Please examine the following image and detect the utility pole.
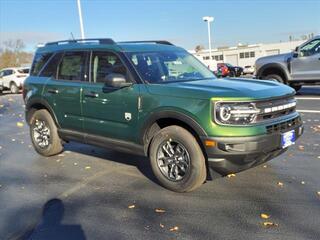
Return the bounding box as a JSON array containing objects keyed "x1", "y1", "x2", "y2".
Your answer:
[{"x1": 77, "y1": 0, "x2": 85, "y2": 39}]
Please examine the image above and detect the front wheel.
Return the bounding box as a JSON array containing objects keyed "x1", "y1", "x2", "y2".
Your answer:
[
  {"x1": 149, "y1": 126, "x2": 206, "y2": 192},
  {"x1": 265, "y1": 74, "x2": 284, "y2": 83},
  {"x1": 290, "y1": 84, "x2": 302, "y2": 92},
  {"x1": 10, "y1": 82, "x2": 19, "y2": 94},
  {"x1": 30, "y1": 109, "x2": 63, "y2": 156}
]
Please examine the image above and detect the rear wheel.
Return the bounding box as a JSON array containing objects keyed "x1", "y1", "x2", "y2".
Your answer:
[
  {"x1": 149, "y1": 126, "x2": 206, "y2": 192},
  {"x1": 10, "y1": 82, "x2": 19, "y2": 94},
  {"x1": 265, "y1": 74, "x2": 284, "y2": 83},
  {"x1": 30, "y1": 109, "x2": 63, "y2": 156}
]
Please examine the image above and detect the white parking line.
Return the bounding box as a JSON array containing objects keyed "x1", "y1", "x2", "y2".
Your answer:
[
  {"x1": 295, "y1": 97, "x2": 320, "y2": 100},
  {"x1": 297, "y1": 110, "x2": 320, "y2": 113}
]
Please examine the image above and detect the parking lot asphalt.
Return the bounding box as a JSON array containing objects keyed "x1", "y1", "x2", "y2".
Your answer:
[{"x1": 0, "y1": 86, "x2": 319, "y2": 240}]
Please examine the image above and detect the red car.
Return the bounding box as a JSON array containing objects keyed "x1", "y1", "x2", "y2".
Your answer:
[{"x1": 216, "y1": 63, "x2": 243, "y2": 77}]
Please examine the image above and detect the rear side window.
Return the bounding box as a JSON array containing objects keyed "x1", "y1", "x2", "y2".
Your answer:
[
  {"x1": 57, "y1": 52, "x2": 87, "y2": 81},
  {"x1": 30, "y1": 52, "x2": 53, "y2": 76},
  {"x1": 40, "y1": 52, "x2": 63, "y2": 78}
]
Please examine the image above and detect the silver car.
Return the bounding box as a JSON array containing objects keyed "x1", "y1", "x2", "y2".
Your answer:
[{"x1": 255, "y1": 36, "x2": 320, "y2": 92}]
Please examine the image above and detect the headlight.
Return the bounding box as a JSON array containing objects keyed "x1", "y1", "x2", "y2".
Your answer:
[{"x1": 215, "y1": 102, "x2": 260, "y2": 125}]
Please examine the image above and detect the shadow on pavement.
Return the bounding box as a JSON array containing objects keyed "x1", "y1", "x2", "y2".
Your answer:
[
  {"x1": 63, "y1": 141, "x2": 159, "y2": 185},
  {"x1": 20, "y1": 199, "x2": 86, "y2": 240}
]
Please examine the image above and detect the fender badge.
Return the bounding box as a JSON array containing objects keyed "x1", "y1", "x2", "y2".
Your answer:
[{"x1": 125, "y1": 112, "x2": 132, "y2": 121}]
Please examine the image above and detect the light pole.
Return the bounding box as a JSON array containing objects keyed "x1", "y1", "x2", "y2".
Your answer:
[
  {"x1": 77, "y1": 0, "x2": 85, "y2": 39},
  {"x1": 202, "y1": 16, "x2": 214, "y2": 68}
]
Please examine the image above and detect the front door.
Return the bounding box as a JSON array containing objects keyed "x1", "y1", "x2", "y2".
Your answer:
[
  {"x1": 291, "y1": 38, "x2": 320, "y2": 81},
  {"x1": 81, "y1": 51, "x2": 140, "y2": 142}
]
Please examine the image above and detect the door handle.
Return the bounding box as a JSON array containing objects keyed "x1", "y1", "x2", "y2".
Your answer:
[
  {"x1": 84, "y1": 92, "x2": 99, "y2": 98},
  {"x1": 47, "y1": 89, "x2": 59, "y2": 94}
]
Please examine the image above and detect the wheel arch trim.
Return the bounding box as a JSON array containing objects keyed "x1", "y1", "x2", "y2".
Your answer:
[
  {"x1": 256, "y1": 63, "x2": 290, "y2": 81},
  {"x1": 25, "y1": 98, "x2": 60, "y2": 128}
]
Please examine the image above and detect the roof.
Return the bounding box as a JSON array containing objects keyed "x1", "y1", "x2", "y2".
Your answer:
[{"x1": 36, "y1": 39, "x2": 184, "y2": 53}]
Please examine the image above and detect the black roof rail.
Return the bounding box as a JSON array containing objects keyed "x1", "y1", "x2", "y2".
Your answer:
[
  {"x1": 118, "y1": 40, "x2": 174, "y2": 46},
  {"x1": 45, "y1": 38, "x2": 115, "y2": 46}
]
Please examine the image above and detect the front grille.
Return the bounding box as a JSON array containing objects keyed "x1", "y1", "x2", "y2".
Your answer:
[
  {"x1": 255, "y1": 96, "x2": 297, "y2": 123},
  {"x1": 266, "y1": 116, "x2": 302, "y2": 134}
]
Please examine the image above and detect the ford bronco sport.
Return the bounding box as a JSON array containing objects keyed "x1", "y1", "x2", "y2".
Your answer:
[
  {"x1": 24, "y1": 38, "x2": 303, "y2": 192},
  {"x1": 255, "y1": 36, "x2": 320, "y2": 92}
]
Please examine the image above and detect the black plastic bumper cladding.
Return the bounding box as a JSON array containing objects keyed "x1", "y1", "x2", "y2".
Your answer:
[{"x1": 202, "y1": 124, "x2": 303, "y2": 177}]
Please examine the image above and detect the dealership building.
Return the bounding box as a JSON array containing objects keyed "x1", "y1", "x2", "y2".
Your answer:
[{"x1": 189, "y1": 39, "x2": 305, "y2": 68}]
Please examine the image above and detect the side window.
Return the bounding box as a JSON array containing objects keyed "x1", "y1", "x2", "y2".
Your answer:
[
  {"x1": 58, "y1": 52, "x2": 87, "y2": 81},
  {"x1": 40, "y1": 52, "x2": 63, "y2": 78},
  {"x1": 300, "y1": 39, "x2": 320, "y2": 57},
  {"x1": 0, "y1": 71, "x2": 4, "y2": 77},
  {"x1": 30, "y1": 53, "x2": 53, "y2": 76},
  {"x1": 91, "y1": 51, "x2": 128, "y2": 83}
]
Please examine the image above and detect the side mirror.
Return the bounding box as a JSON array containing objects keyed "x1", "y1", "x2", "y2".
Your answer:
[
  {"x1": 292, "y1": 46, "x2": 299, "y2": 58},
  {"x1": 104, "y1": 73, "x2": 132, "y2": 88},
  {"x1": 292, "y1": 52, "x2": 299, "y2": 58}
]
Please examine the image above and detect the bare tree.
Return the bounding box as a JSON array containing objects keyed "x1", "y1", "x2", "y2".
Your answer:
[
  {"x1": 195, "y1": 45, "x2": 205, "y2": 53},
  {"x1": 0, "y1": 39, "x2": 32, "y2": 69}
]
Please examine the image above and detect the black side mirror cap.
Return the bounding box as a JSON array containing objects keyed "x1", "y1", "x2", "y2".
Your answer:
[{"x1": 292, "y1": 52, "x2": 299, "y2": 58}]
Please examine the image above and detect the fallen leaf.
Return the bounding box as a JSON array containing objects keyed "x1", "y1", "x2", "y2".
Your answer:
[
  {"x1": 159, "y1": 223, "x2": 164, "y2": 228},
  {"x1": 227, "y1": 173, "x2": 236, "y2": 178},
  {"x1": 73, "y1": 162, "x2": 78, "y2": 166},
  {"x1": 155, "y1": 208, "x2": 166, "y2": 213},
  {"x1": 262, "y1": 222, "x2": 278, "y2": 227},
  {"x1": 263, "y1": 165, "x2": 268, "y2": 168},
  {"x1": 298, "y1": 145, "x2": 304, "y2": 151},
  {"x1": 260, "y1": 213, "x2": 270, "y2": 219},
  {"x1": 169, "y1": 226, "x2": 179, "y2": 232},
  {"x1": 128, "y1": 204, "x2": 135, "y2": 209},
  {"x1": 56, "y1": 159, "x2": 61, "y2": 162},
  {"x1": 85, "y1": 166, "x2": 91, "y2": 170},
  {"x1": 16, "y1": 122, "x2": 24, "y2": 127},
  {"x1": 301, "y1": 181, "x2": 305, "y2": 185},
  {"x1": 12, "y1": 139, "x2": 16, "y2": 142},
  {"x1": 277, "y1": 182, "x2": 284, "y2": 187}
]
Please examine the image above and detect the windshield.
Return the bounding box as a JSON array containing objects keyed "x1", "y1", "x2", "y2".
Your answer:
[{"x1": 127, "y1": 51, "x2": 216, "y2": 83}]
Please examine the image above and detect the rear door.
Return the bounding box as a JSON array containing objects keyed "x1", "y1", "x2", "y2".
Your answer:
[
  {"x1": 81, "y1": 51, "x2": 140, "y2": 142},
  {"x1": 42, "y1": 51, "x2": 88, "y2": 132},
  {"x1": 291, "y1": 38, "x2": 320, "y2": 81}
]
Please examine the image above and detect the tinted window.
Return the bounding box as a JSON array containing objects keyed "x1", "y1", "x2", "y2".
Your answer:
[
  {"x1": 300, "y1": 39, "x2": 320, "y2": 57},
  {"x1": 30, "y1": 53, "x2": 53, "y2": 76},
  {"x1": 58, "y1": 52, "x2": 87, "y2": 81},
  {"x1": 40, "y1": 52, "x2": 63, "y2": 78},
  {"x1": 91, "y1": 51, "x2": 128, "y2": 83}
]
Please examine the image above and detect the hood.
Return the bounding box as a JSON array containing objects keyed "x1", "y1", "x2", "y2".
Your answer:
[
  {"x1": 256, "y1": 52, "x2": 292, "y2": 65},
  {"x1": 146, "y1": 78, "x2": 295, "y2": 100}
]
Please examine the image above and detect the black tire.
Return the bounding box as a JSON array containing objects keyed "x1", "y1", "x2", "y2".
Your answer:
[
  {"x1": 149, "y1": 125, "x2": 206, "y2": 192},
  {"x1": 229, "y1": 71, "x2": 235, "y2": 77},
  {"x1": 29, "y1": 109, "x2": 63, "y2": 156},
  {"x1": 290, "y1": 84, "x2": 302, "y2": 92},
  {"x1": 10, "y1": 82, "x2": 19, "y2": 94},
  {"x1": 265, "y1": 74, "x2": 284, "y2": 83}
]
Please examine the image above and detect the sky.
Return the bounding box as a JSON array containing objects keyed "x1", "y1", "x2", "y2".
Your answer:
[{"x1": 0, "y1": 0, "x2": 319, "y2": 52}]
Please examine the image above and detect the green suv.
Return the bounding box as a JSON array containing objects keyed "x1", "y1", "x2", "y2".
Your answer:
[{"x1": 24, "y1": 39, "x2": 303, "y2": 192}]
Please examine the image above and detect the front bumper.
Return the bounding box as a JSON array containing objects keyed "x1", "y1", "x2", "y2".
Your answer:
[{"x1": 202, "y1": 124, "x2": 303, "y2": 177}]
